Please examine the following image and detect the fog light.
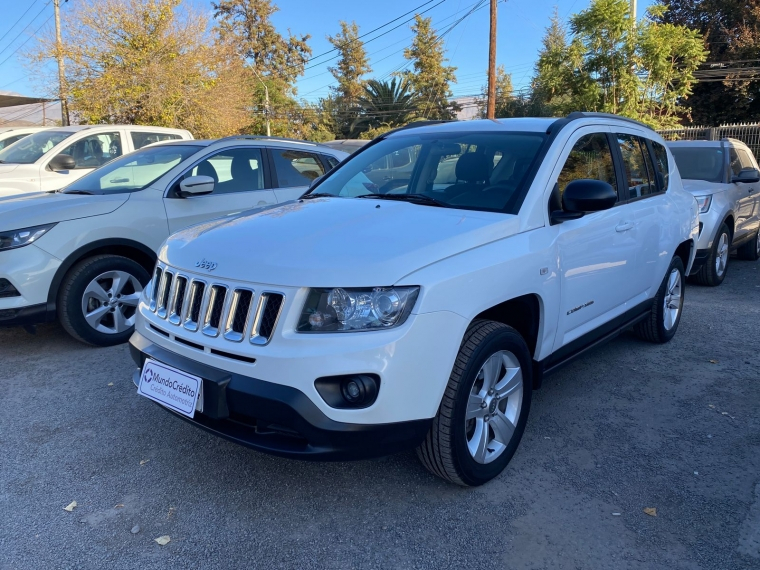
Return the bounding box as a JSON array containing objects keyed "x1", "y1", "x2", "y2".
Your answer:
[{"x1": 315, "y1": 374, "x2": 380, "y2": 409}]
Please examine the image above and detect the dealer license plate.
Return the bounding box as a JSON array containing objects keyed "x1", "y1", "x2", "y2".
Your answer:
[{"x1": 138, "y1": 359, "x2": 202, "y2": 418}]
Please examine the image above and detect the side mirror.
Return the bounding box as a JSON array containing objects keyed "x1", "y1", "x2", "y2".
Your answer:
[
  {"x1": 178, "y1": 175, "x2": 215, "y2": 198},
  {"x1": 551, "y1": 179, "x2": 617, "y2": 224},
  {"x1": 48, "y1": 153, "x2": 76, "y2": 172},
  {"x1": 309, "y1": 174, "x2": 324, "y2": 189},
  {"x1": 732, "y1": 168, "x2": 760, "y2": 184}
]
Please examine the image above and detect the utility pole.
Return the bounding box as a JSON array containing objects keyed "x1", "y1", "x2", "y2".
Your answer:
[
  {"x1": 631, "y1": 0, "x2": 637, "y2": 22},
  {"x1": 53, "y1": 0, "x2": 69, "y2": 126},
  {"x1": 252, "y1": 69, "x2": 271, "y2": 137},
  {"x1": 486, "y1": 0, "x2": 498, "y2": 119}
]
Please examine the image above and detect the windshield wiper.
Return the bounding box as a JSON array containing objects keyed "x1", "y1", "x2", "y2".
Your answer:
[
  {"x1": 301, "y1": 192, "x2": 335, "y2": 199},
  {"x1": 62, "y1": 190, "x2": 94, "y2": 195},
  {"x1": 357, "y1": 193, "x2": 451, "y2": 208}
]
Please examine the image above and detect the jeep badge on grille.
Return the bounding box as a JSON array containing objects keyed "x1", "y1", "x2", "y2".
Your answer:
[{"x1": 196, "y1": 259, "x2": 218, "y2": 271}]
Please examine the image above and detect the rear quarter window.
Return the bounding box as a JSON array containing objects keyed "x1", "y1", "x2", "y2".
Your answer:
[{"x1": 651, "y1": 141, "x2": 670, "y2": 192}]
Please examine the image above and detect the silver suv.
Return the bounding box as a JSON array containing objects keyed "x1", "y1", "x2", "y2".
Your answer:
[{"x1": 668, "y1": 139, "x2": 760, "y2": 285}]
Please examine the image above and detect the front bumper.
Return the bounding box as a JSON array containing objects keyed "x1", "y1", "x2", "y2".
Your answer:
[
  {"x1": 129, "y1": 338, "x2": 432, "y2": 460},
  {"x1": 0, "y1": 244, "x2": 60, "y2": 327}
]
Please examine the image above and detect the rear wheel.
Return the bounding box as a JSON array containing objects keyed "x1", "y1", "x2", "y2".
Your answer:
[
  {"x1": 694, "y1": 224, "x2": 730, "y2": 286},
  {"x1": 634, "y1": 256, "x2": 685, "y2": 344},
  {"x1": 417, "y1": 320, "x2": 532, "y2": 486},
  {"x1": 58, "y1": 255, "x2": 150, "y2": 346},
  {"x1": 736, "y1": 229, "x2": 760, "y2": 261}
]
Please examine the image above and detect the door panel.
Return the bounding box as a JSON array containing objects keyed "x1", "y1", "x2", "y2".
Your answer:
[
  {"x1": 163, "y1": 147, "x2": 276, "y2": 233},
  {"x1": 734, "y1": 148, "x2": 759, "y2": 237}
]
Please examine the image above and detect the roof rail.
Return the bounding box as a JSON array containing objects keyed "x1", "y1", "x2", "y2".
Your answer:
[
  {"x1": 564, "y1": 111, "x2": 654, "y2": 130},
  {"x1": 720, "y1": 137, "x2": 744, "y2": 144},
  {"x1": 214, "y1": 134, "x2": 319, "y2": 146},
  {"x1": 379, "y1": 120, "x2": 454, "y2": 139}
]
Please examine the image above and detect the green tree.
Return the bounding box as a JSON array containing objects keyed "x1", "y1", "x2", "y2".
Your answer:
[
  {"x1": 531, "y1": 0, "x2": 706, "y2": 128},
  {"x1": 656, "y1": 0, "x2": 760, "y2": 124},
  {"x1": 354, "y1": 77, "x2": 418, "y2": 134},
  {"x1": 212, "y1": 0, "x2": 312, "y2": 135},
  {"x1": 27, "y1": 0, "x2": 251, "y2": 138},
  {"x1": 479, "y1": 65, "x2": 519, "y2": 117},
  {"x1": 325, "y1": 21, "x2": 372, "y2": 138},
  {"x1": 403, "y1": 15, "x2": 460, "y2": 120}
]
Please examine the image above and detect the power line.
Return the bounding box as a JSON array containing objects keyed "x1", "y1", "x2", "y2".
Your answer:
[
  {"x1": 0, "y1": 0, "x2": 42, "y2": 48},
  {"x1": 0, "y1": 14, "x2": 53, "y2": 68},
  {"x1": 0, "y1": 1, "x2": 50, "y2": 61}
]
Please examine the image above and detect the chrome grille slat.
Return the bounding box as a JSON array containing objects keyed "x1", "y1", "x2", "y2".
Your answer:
[
  {"x1": 202, "y1": 285, "x2": 229, "y2": 337},
  {"x1": 183, "y1": 280, "x2": 206, "y2": 332},
  {"x1": 167, "y1": 276, "x2": 188, "y2": 325},
  {"x1": 251, "y1": 292, "x2": 284, "y2": 345},
  {"x1": 223, "y1": 289, "x2": 254, "y2": 342},
  {"x1": 156, "y1": 271, "x2": 173, "y2": 319},
  {"x1": 149, "y1": 267, "x2": 163, "y2": 311}
]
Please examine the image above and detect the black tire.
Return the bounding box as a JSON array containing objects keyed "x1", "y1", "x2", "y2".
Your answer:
[
  {"x1": 694, "y1": 223, "x2": 731, "y2": 286},
  {"x1": 634, "y1": 256, "x2": 685, "y2": 344},
  {"x1": 736, "y1": 230, "x2": 760, "y2": 261},
  {"x1": 58, "y1": 254, "x2": 150, "y2": 347},
  {"x1": 416, "y1": 320, "x2": 532, "y2": 486}
]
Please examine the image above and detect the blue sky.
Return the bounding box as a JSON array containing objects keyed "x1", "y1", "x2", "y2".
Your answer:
[{"x1": 0, "y1": 0, "x2": 656, "y2": 106}]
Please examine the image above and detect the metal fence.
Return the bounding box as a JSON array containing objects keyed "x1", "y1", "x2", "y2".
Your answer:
[{"x1": 657, "y1": 123, "x2": 760, "y2": 157}]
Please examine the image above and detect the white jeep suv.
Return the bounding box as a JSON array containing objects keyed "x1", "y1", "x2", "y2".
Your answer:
[
  {"x1": 129, "y1": 114, "x2": 699, "y2": 486},
  {"x1": 0, "y1": 125, "x2": 193, "y2": 196},
  {"x1": 0, "y1": 137, "x2": 347, "y2": 345}
]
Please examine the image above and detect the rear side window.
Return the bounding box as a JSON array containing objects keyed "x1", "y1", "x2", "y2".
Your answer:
[
  {"x1": 131, "y1": 132, "x2": 182, "y2": 150},
  {"x1": 557, "y1": 133, "x2": 617, "y2": 199},
  {"x1": 651, "y1": 141, "x2": 670, "y2": 191},
  {"x1": 322, "y1": 154, "x2": 340, "y2": 170},
  {"x1": 272, "y1": 149, "x2": 325, "y2": 187},
  {"x1": 737, "y1": 148, "x2": 757, "y2": 170},
  {"x1": 617, "y1": 134, "x2": 656, "y2": 199}
]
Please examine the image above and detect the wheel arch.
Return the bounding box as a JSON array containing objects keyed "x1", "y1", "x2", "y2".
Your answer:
[
  {"x1": 46, "y1": 238, "x2": 157, "y2": 309},
  {"x1": 674, "y1": 239, "x2": 692, "y2": 274},
  {"x1": 471, "y1": 293, "x2": 543, "y2": 389}
]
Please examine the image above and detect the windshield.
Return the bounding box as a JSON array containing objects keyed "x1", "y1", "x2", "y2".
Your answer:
[
  {"x1": 61, "y1": 145, "x2": 200, "y2": 194},
  {"x1": 0, "y1": 130, "x2": 74, "y2": 164},
  {"x1": 670, "y1": 146, "x2": 725, "y2": 183},
  {"x1": 306, "y1": 131, "x2": 547, "y2": 213}
]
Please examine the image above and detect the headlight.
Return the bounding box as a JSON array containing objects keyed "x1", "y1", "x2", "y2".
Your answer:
[
  {"x1": 695, "y1": 195, "x2": 712, "y2": 213},
  {"x1": 0, "y1": 223, "x2": 56, "y2": 252},
  {"x1": 297, "y1": 286, "x2": 419, "y2": 332}
]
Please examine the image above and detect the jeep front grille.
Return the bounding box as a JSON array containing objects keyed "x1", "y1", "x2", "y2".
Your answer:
[{"x1": 148, "y1": 266, "x2": 284, "y2": 345}]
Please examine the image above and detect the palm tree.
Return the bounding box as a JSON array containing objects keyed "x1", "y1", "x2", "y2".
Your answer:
[{"x1": 352, "y1": 78, "x2": 418, "y2": 136}]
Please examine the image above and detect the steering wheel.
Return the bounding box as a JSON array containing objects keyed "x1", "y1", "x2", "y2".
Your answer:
[{"x1": 376, "y1": 178, "x2": 411, "y2": 194}]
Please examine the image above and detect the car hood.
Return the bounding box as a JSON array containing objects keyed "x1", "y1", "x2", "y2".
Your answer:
[
  {"x1": 162, "y1": 198, "x2": 521, "y2": 287},
  {"x1": 681, "y1": 179, "x2": 726, "y2": 195},
  {"x1": 0, "y1": 164, "x2": 20, "y2": 175},
  {"x1": 0, "y1": 192, "x2": 128, "y2": 230}
]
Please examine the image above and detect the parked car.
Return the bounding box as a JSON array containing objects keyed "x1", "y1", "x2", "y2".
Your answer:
[
  {"x1": 0, "y1": 126, "x2": 50, "y2": 151},
  {"x1": 0, "y1": 136, "x2": 347, "y2": 345},
  {"x1": 319, "y1": 139, "x2": 368, "y2": 154},
  {"x1": 129, "y1": 113, "x2": 699, "y2": 486},
  {"x1": 668, "y1": 139, "x2": 760, "y2": 286},
  {"x1": 0, "y1": 125, "x2": 193, "y2": 196}
]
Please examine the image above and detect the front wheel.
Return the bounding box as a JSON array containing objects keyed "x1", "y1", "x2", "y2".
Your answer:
[
  {"x1": 58, "y1": 255, "x2": 150, "y2": 346},
  {"x1": 634, "y1": 256, "x2": 685, "y2": 344},
  {"x1": 736, "y1": 230, "x2": 760, "y2": 261},
  {"x1": 694, "y1": 224, "x2": 730, "y2": 286},
  {"x1": 417, "y1": 320, "x2": 532, "y2": 486}
]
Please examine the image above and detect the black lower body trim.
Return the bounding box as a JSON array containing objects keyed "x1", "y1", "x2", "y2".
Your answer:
[
  {"x1": 540, "y1": 299, "x2": 653, "y2": 377},
  {"x1": 689, "y1": 248, "x2": 709, "y2": 275},
  {"x1": 0, "y1": 303, "x2": 53, "y2": 327},
  {"x1": 129, "y1": 341, "x2": 431, "y2": 461}
]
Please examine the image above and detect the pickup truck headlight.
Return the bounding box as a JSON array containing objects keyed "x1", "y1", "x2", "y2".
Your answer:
[
  {"x1": 695, "y1": 195, "x2": 712, "y2": 213},
  {"x1": 0, "y1": 223, "x2": 56, "y2": 252},
  {"x1": 297, "y1": 286, "x2": 419, "y2": 332}
]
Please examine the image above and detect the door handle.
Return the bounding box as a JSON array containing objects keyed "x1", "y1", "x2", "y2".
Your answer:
[{"x1": 615, "y1": 221, "x2": 634, "y2": 232}]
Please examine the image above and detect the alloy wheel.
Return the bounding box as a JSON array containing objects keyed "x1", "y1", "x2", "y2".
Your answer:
[
  {"x1": 465, "y1": 350, "x2": 523, "y2": 464},
  {"x1": 715, "y1": 232, "x2": 729, "y2": 277},
  {"x1": 81, "y1": 270, "x2": 143, "y2": 335},
  {"x1": 663, "y1": 268, "x2": 682, "y2": 331}
]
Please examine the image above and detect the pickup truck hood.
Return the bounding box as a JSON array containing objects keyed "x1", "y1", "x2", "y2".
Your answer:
[
  {"x1": 0, "y1": 164, "x2": 20, "y2": 175},
  {"x1": 0, "y1": 192, "x2": 128, "y2": 231},
  {"x1": 162, "y1": 197, "x2": 520, "y2": 287},
  {"x1": 681, "y1": 179, "x2": 726, "y2": 195}
]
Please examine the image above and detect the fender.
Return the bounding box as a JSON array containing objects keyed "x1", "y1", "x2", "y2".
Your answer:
[{"x1": 45, "y1": 238, "x2": 158, "y2": 314}]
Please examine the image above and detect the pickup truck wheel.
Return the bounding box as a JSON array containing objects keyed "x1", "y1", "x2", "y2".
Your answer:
[
  {"x1": 634, "y1": 256, "x2": 684, "y2": 344},
  {"x1": 736, "y1": 230, "x2": 760, "y2": 261},
  {"x1": 58, "y1": 255, "x2": 150, "y2": 346},
  {"x1": 417, "y1": 320, "x2": 532, "y2": 486},
  {"x1": 694, "y1": 224, "x2": 730, "y2": 286}
]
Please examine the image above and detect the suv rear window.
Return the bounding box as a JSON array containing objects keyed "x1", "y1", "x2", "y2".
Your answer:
[
  {"x1": 131, "y1": 132, "x2": 182, "y2": 150},
  {"x1": 670, "y1": 147, "x2": 725, "y2": 183}
]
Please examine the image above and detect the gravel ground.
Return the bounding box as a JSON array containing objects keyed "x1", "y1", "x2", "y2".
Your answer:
[{"x1": 1, "y1": 260, "x2": 759, "y2": 570}]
